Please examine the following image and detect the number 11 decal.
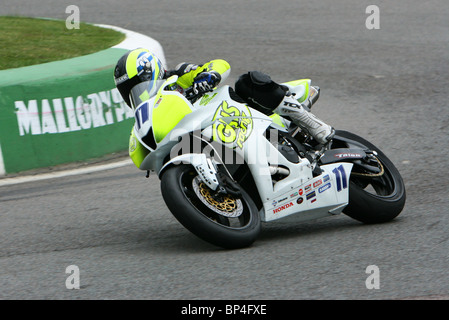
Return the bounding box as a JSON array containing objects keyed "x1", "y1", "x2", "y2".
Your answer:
[{"x1": 332, "y1": 165, "x2": 347, "y2": 192}]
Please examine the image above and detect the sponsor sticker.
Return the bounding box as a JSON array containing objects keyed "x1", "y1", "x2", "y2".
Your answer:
[
  {"x1": 318, "y1": 182, "x2": 331, "y2": 193},
  {"x1": 154, "y1": 97, "x2": 163, "y2": 108},
  {"x1": 305, "y1": 184, "x2": 312, "y2": 193},
  {"x1": 273, "y1": 196, "x2": 289, "y2": 207},
  {"x1": 114, "y1": 73, "x2": 129, "y2": 85},
  {"x1": 313, "y1": 179, "x2": 322, "y2": 188},
  {"x1": 323, "y1": 174, "x2": 330, "y2": 182},
  {"x1": 212, "y1": 101, "x2": 253, "y2": 149},
  {"x1": 296, "y1": 197, "x2": 304, "y2": 204},
  {"x1": 306, "y1": 191, "x2": 316, "y2": 200},
  {"x1": 299, "y1": 189, "x2": 303, "y2": 196},
  {"x1": 278, "y1": 197, "x2": 288, "y2": 203},
  {"x1": 273, "y1": 202, "x2": 294, "y2": 214},
  {"x1": 334, "y1": 153, "x2": 362, "y2": 159}
]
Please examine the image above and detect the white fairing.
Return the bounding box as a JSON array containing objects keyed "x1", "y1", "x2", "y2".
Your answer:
[
  {"x1": 261, "y1": 162, "x2": 353, "y2": 222},
  {"x1": 133, "y1": 76, "x2": 353, "y2": 223}
]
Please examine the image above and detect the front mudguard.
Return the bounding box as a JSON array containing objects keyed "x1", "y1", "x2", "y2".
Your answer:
[{"x1": 158, "y1": 153, "x2": 220, "y2": 191}]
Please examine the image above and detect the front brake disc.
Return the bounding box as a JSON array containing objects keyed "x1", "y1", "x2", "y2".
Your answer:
[{"x1": 192, "y1": 176, "x2": 243, "y2": 218}]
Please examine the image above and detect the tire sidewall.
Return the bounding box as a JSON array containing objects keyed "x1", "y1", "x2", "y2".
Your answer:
[
  {"x1": 335, "y1": 130, "x2": 406, "y2": 224},
  {"x1": 161, "y1": 164, "x2": 261, "y2": 249}
]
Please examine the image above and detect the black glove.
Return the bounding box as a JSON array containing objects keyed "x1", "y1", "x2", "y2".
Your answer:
[{"x1": 193, "y1": 71, "x2": 221, "y2": 94}]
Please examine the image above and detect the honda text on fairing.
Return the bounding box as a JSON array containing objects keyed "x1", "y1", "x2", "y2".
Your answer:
[{"x1": 124, "y1": 72, "x2": 406, "y2": 249}]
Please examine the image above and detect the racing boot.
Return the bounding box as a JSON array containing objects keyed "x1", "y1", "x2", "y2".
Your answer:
[{"x1": 274, "y1": 95, "x2": 334, "y2": 145}]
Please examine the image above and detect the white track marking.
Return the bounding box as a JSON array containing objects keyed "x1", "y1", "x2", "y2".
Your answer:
[
  {"x1": 0, "y1": 159, "x2": 133, "y2": 187},
  {"x1": 0, "y1": 144, "x2": 5, "y2": 176}
]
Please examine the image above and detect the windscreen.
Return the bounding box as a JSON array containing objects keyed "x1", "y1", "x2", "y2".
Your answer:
[{"x1": 129, "y1": 79, "x2": 165, "y2": 109}]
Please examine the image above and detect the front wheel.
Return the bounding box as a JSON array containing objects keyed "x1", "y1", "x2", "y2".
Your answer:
[
  {"x1": 334, "y1": 130, "x2": 406, "y2": 224},
  {"x1": 160, "y1": 164, "x2": 261, "y2": 249}
]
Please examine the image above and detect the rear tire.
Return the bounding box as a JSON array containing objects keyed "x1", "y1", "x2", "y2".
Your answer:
[
  {"x1": 161, "y1": 164, "x2": 261, "y2": 249},
  {"x1": 335, "y1": 131, "x2": 406, "y2": 224}
]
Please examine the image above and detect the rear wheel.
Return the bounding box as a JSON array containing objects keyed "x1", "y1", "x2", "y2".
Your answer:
[
  {"x1": 160, "y1": 164, "x2": 261, "y2": 249},
  {"x1": 333, "y1": 130, "x2": 406, "y2": 224}
]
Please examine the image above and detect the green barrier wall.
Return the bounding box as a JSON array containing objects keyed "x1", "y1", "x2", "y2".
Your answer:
[{"x1": 0, "y1": 47, "x2": 134, "y2": 174}]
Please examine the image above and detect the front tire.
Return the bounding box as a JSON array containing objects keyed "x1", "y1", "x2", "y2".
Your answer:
[
  {"x1": 335, "y1": 130, "x2": 406, "y2": 224},
  {"x1": 160, "y1": 164, "x2": 261, "y2": 249}
]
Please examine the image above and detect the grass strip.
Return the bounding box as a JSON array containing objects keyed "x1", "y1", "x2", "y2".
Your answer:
[{"x1": 0, "y1": 16, "x2": 125, "y2": 70}]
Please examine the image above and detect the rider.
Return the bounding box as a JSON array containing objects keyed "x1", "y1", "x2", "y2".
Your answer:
[
  {"x1": 114, "y1": 48, "x2": 333, "y2": 144},
  {"x1": 234, "y1": 71, "x2": 334, "y2": 145},
  {"x1": 114, "y1": 48, "x2": 230, "y2": 107}
]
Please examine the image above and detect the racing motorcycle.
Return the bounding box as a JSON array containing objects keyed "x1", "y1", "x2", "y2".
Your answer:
[{"x1": 127, "y1": 74, "x2": 406, "y2": 249}]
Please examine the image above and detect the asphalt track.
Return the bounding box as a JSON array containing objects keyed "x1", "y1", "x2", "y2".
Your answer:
[{"x1": 1, "y1": 0, "x2": 448, "y2": 301}]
